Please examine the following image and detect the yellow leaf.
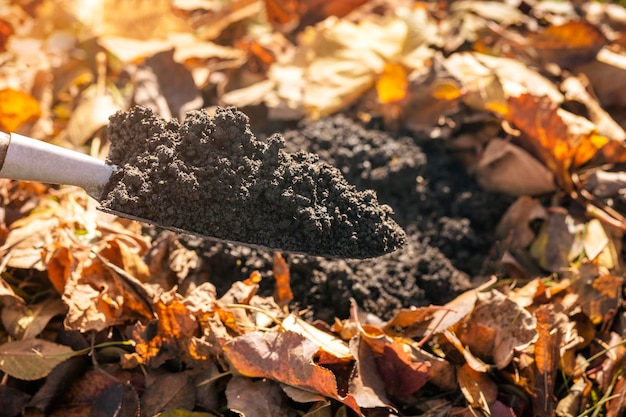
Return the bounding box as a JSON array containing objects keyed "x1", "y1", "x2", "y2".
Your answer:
[
  {"x1": 0, "y1": 89, "x2": 41, "y2": 132},
  {"x1": 376, "y1": 63, "x2": 408, "y2": 104}
]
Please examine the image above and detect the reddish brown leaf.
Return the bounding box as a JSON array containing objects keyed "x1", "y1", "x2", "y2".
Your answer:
[
  {"x1": 223, "y1": 330, "x2": 361, "y2": 414},
  {"x1": 373, "y1": 339, "x2": 429, "y2": 397}
]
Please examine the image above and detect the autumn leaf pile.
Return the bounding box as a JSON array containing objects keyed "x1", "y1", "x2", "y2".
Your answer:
[{"x1": 2, "y1": 0, "x2": 626, "y2": 416}]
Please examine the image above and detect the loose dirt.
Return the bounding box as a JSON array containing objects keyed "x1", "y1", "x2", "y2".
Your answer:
[
  {"x1": 168, "y1": 115, "x2": 515, "y2": 322},
  {"x1": 100, "y1": 106, "x2": 405, "y2": 259}
]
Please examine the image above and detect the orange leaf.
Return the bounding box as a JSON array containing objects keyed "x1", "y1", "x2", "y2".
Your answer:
[
  {"x1": 457, "y1": 363, "x2": 498, "y2": 413},
  {"x1": 377, "y1": 63, "x2": 408, "y2": 104},
  {"x1": 0, "y1": 89, "x2": 41, "y2": 132},
  {"x1": 273, "y1": 252, "x2": 293, "y2": 307},
  {"x1": 529, "y1": 21, "x2": 606, "y2": 67},
  {"x1": 533, "y1": 305, "x2": 561, "y2": 416},
  {"x1": 130, "y1": 292, "x2": 197, "y2": 367},
  {"x1": 223, "y1": 330, "x2": 361, "y2": 414}
]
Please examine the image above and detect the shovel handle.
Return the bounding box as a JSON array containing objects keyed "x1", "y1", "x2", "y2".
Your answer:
[{"x1": 0, "y1": 131, "x2": 114, "y2": 199}]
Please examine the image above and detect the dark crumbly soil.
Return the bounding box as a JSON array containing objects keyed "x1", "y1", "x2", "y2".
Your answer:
[
  {"x1": 100, "y1": 107, "x2": 405, "y2": 258},
  {"x1": 169, "y1": 115, "x2": 514, "y2": 322}
]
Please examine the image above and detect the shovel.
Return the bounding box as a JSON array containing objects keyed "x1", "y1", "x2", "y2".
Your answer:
[{"x1": 0, "y1": 129, "x2": 405, "y2": 258}]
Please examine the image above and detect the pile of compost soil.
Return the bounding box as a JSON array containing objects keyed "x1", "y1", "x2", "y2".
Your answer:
[
  {"x1": 172, "y1": 115, "x2": 514, "y2": 322},
  {"x1": 100, "y1": 107, "x2": 405, "y2": 258}
]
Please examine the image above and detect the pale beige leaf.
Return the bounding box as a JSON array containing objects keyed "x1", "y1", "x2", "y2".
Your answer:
[
  {"x1": 0, "y1": 339, "x2": 76, "y2": 380},
  {"x1": 281, "y1": 314, "x2": 352, "y2": 359}
]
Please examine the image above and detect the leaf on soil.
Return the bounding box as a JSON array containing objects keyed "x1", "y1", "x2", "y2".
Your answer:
[
  {"x1": 530, "y1": 209, "x2": 584, "y2": 273},
  {"x1": 273, "y1": 252, "x2": 293, "y2": 307},
  {"x1": 459, "y1": 290, "x2": 537, "y2": 369},
  {"x1": 0, "y1": 88, "x2": 41, "y2": 132},
  {"x1": 0, "y1": 339, "x2": 76, "y2": 380},
  {"x1": 475, "y1": 138, "x2": 557, "y2": 196},
  {"x1": 226, "y1": 376, "x2": 294, "y2": 417},
  {"x1": 223, "y1": 330, "x2": 361, "y2": 414}
]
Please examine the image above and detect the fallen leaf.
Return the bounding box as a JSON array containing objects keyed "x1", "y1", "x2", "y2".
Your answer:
[
  {"x1": 496, "y1": 196, "x2": 547, "y2": 250},
  {"x1": 533, "y1": 305, "x2": 562, "y2": 416},
  {"x1": 376, "y1": 62, "x2": 408, "y2": 104},
  {"x1": 141, "y1": 373, "x2": 196, "y2": 417},
  {"x1": 282, "y1": 313, "x2": 352, "y2": 359},
  {"x1": 457, "y1": 363, "x2": 498, "y2": 414},
  {"x1": 348, "y1": 336, "x2": 393, "y2": 409},
  {"x1": 0, "y1": 88, "x2": 41, "y2": 132},
  {"x1": 459, "y1": 290, "x2": 538, "y2": 369},
  {"x1": 223, "y1": 330, "x2": 361, "y2": 414},
  {"x1": 475, "y1": 138, "x2": 557, "y2": 196},
  {"x1": 527, "y1": 20, "x2": 607, "y2": 67},
  {"x1": 1, "y1": 297, "x2": 66, "y2": 340},
  {"x1": 0, "y1": 339, "x2": 76, "y2": 380},
  {"x1": 273, "y1": 252, "x2": 293, "y2": 307},
  {"x1": 226, "y1": 377, "x2": 294, "y2": 417},
  {"x1": 572, "y1": 271, "x2": 622, "y2": 325}
]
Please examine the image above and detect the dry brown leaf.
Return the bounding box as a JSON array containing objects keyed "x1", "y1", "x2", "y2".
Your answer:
[
  {"x1": 530, "y1": 209, "x2": 584, "y2": 273},
  {"x1": 223, "y1": 330, "x2": 361, "y2": 414},
  {"x1": 475, "y1": 139, "x2": 557, "y2": 196},
  {"x1": 496, "y1": 196, "x2": 547, "y2": 250},
  {"x1": 572, "y1": 271, "x2": 622, "y2": 325},
  {"x1": 502, "y1": 94, "x2": 626, "y2": 191},
  {"x1": 1, "y1": 297, "x2": 66, "y2": 340},
  {"x1": 347, "y1": 336, "x2": 393, "y2": 410},
  {"x1": 226, "y1": 377, "x2": 294, "y2": 417},
  {"x1": 282, "y1": 314, "x2": 351, "y2": 359},
  {"x1": 140, "y1": 373, "x2": 195, "y2": 417},
  {"x1": 457, "y1": 363, "x2": 498, "y2": 414},
  {"x1": 459, "y1": 290, "x2": 537, "y2": 369},
  {"x1": 577, "y1": 47, "x2": 626, "y2": 108}
]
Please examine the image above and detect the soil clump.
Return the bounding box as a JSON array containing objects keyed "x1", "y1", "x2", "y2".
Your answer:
[
  {"x1": 100, "y1": 106, "x2": 405, "y2": 259},
  {"x1": 168, "y1": 115, "x2": 514, "y2": 322}
]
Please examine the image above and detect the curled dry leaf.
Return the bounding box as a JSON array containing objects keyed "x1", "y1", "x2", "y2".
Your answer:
[
  {"x1": 273, "y1": 252, "x2": 293, "y2": 308},
  {"x1": 459, "y1": 290, "x2": 537, "y2": 369}
]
